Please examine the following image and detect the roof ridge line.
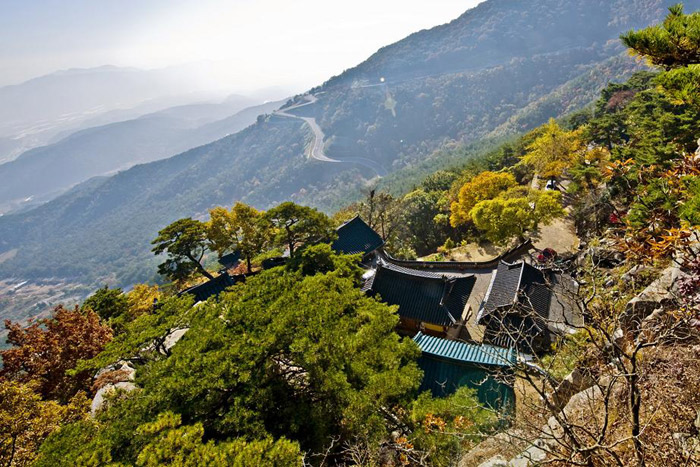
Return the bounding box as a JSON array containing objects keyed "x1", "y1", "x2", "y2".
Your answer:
[{"x1": 515, "y1": 260, "x2": 525, "y2": 304}]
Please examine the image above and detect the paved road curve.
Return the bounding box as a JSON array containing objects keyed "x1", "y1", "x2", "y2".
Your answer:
[{"x1": 274, "y1": 95, "x2": 387, "y2": 177}]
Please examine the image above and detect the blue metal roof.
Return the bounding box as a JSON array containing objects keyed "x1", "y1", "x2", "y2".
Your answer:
[{"x1": 413, "y1": 332, "x2": 516, "y2": 368}]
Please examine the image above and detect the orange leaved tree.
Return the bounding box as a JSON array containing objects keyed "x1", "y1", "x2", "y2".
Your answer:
[{"x1": 1, "y1": 305, "x2": 112, "y2": 402}]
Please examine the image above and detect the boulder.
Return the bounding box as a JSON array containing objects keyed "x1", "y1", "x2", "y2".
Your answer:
[
  {"x1": 509, "y1": 439, "x2": 548, "y2": 467},
  {"x1": 623, "y1": 266, "x2": 686, "y2": 331},
  {"x1": 95, "y1": 360, "x2": 136, "y2": 381},
  {"x1": 162, "y1": 327, "x2": 189, "y2": 354},
  {"x1": 621, "y1": 264, "x2": 651, "y2": 284},
  {"x1": 91, "y1": 381, "x2": 137, "y2": 415},
  {"x1": 549, "y1": 368, "x2": 596, "y2": 410},
  {"x1": 672, "y1": 432, "x2": 700, "y2": 462},
  {"x1": 588, "y1": 246, "x2": 624, "y2": 268},
  {"x1": 477, "y1": 456, "x2": 510, "y2": 467},
  {"x1": 140, "y1": 327, "x2": 190, "y2": 355},
  {"x1": 508, "y1": 386, "x2": 606, "y2": 466}
]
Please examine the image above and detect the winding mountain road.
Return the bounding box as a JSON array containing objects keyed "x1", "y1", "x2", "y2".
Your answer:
[{"x1": 274, "y1": 94, "x2": 387, "y2": 177}]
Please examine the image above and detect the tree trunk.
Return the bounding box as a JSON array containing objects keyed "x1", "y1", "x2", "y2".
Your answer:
[
  {"x1": 286, "y1": 226, "x2": 295, "y2": 257},
  {"x1": 191, "y1": 259, "x2": 214, "y2": 280},
  {"x1": 246, "y1": 256, "x2": 252, "y2": 274},
  {"x1": 629, "y1": 358, "x2": 645, "y2": 467},
  {"x1": 6, "y1": 435, "x2": 17, "y2": 467}
]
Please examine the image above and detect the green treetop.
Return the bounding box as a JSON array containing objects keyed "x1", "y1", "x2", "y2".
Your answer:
[
  {"x1": 622, "y1": 4, "x2": 700, "y2": 111},
  {"x1": 38, "y1": 249, "x2": 422, "y2": 464},
  {"x1": 621, "y1": 4, "x2": 700, "y2": 69},
  {"x1": 151, "y1": 217, "x2": 214, "y2": 282},
  {"x1": 264, "y1": 201, "x2": 334, "y2": 257},
  {"x1": 82, "y1": 286, "x2": 129, "y2": 322}
]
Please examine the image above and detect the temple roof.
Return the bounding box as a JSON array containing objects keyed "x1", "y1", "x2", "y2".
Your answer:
[
  {"x1": 217, "y1": 251, "x2": 241, "y2": 269},
  {"x1": 478, "y1": 261, "x2": 552, "y2": 323},
  {"x1": 413, "y1": 332, "x2": 516, "y2": 368},
  {"x1": 179, "y1": 273, "x2": 238, "y2": 303},
  {"x1": 366, "y1": 261, "x2": 475, "y2": 326},
  {"x1": 332, "y1": 216, "x2": 384, "y2": 256}
]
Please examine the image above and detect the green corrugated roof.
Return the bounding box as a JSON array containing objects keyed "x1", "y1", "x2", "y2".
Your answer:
[
  {"x1": 413, "y1": 332, "x2": 516, "y2": 368},
  {"x1": 413, "y1": 332, "x2": 516, "y2": 411}
]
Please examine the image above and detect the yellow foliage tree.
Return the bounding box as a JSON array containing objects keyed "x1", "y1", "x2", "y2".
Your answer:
[
  {"x1": 521, "y1": 119, "x2": 584, "y2": 179},
  {"x1": 208, "y1": 202, "x2": 270, "y2": 272},
  {"x1": 0, "y1": 380, "x2": 89, "y2": 467},
  {"x1": 127, "y1": 284, "x2": 161, "y2": 318},
  {"x1": 471, "y1": 190, "x2": 564, "y2": 244},
  {"x1": 449, "y1": 171, "x2": 517, "y2": 227}
]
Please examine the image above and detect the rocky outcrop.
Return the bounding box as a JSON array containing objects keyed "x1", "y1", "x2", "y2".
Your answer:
[
  {"x1": 585, "y1": 244, "x2": 625, "y2": 269},
  {"x1": 90, "y1": 328, "x2": 190, "y2": 415},
  {"x1": 478, "y1": 456, "x2": 509, "y2": 467},
  {"x1": 623, "y1": 265, "x2": 687, "y2": 331},
  {"x1": 672, "y1": 409, "x2": 700, "y2": 464},
  {"x1": 91, "y1": 381, "x2": 137, "y2": 415},
  {"x1": 91, "y1": 361, "x2": 137, "y2": 415},
  {"x1": 472, "y1": 385, "x2": 609, "y2": 466},
  {"x1": 94, "y1": 360, "x2": 136, "y2": 383},
  {"x1": 162, "y1": 327, "x2": 189, "y2": 354},
  {"x1": 549, "y1": 368, "x2": 596, "y2": 410},
  {"x1": 139, "y1": 327, "x2": 190, "y2": 355}
]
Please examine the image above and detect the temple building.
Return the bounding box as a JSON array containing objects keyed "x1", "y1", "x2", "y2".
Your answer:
[
  {"x1": 477, "y1": 260, "x2": 582, "y2": 352},
  {"x1": 413, "y1": 332, "x2": 516, "y2": 411},
  {"x1": 364, "y1": 260, "x2": 475, "y2": 338},
  {"x1": 331, "y1": 216, "x2": 384, "y2": 260}
]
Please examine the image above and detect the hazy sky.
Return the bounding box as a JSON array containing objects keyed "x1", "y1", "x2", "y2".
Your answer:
[{"x1": 0, "y1": 0, "x2": 483, "y2": 92}]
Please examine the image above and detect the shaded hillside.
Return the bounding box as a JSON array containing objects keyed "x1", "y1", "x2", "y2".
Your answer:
[
  {"x1": 0, "y1": 0, "x2": 695, "y2": 293},
  {"x1": 0, "y1": 100, "x2": 281, "y2": 214},
  {"x1": 312, "y1": 0, "x2": 685, "y2": 168},
  {"x1": 323, "y1": 0, "x2": 669, "y2": 87},
  {"x1": 0, "y1": 118, "x2": 350, "y2": 284}
]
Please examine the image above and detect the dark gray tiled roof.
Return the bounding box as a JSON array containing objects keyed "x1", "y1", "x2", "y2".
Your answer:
[
  {"x1": 481, "y1": 262, "x2": 522, "y2": 315},
  {"x1": 218, "y1": 251, "x2": 241, "y2": 269},
  {"x1": 332, "y1": 216, "x2": 384, "y2": 256},
  {"x1": 479, "y1": 261, "x2": 552, "y2": 322},
  {"x1": 179, "y1": 273, "x2": 238, "y2": 303},
  {"x1": 519, "y1": 264, "x2": 552, "y2": 319},
  {"x1": 367, "y1": 262, "x2": 475, "y2": 326}
]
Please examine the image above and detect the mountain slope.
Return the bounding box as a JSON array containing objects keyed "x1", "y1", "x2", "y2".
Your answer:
[
  {"x1": 1, "y1": 0, "x2": 696, "y2": 296},
  {"x1": 323, "y1": 0, "x2": 668, "y2": 87},
  {"x1": 0, "y1": 99, "x2": 281, "y2": 214}
]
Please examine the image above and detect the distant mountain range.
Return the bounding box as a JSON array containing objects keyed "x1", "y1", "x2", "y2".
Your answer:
[
  {"x1": 1, "y1": 0, "x2": 697, "y2": 310},
  {"x1": 0, "y1": 65, "x2": 292, "y2": 164},
  {"x1": 0, "y1": 98, "x2": 283, "y2": 214}
]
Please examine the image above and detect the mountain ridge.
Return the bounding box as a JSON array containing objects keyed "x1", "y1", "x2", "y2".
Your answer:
[{"x1": 0, "y1": 99, "x2": 283, "y2": 214}]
